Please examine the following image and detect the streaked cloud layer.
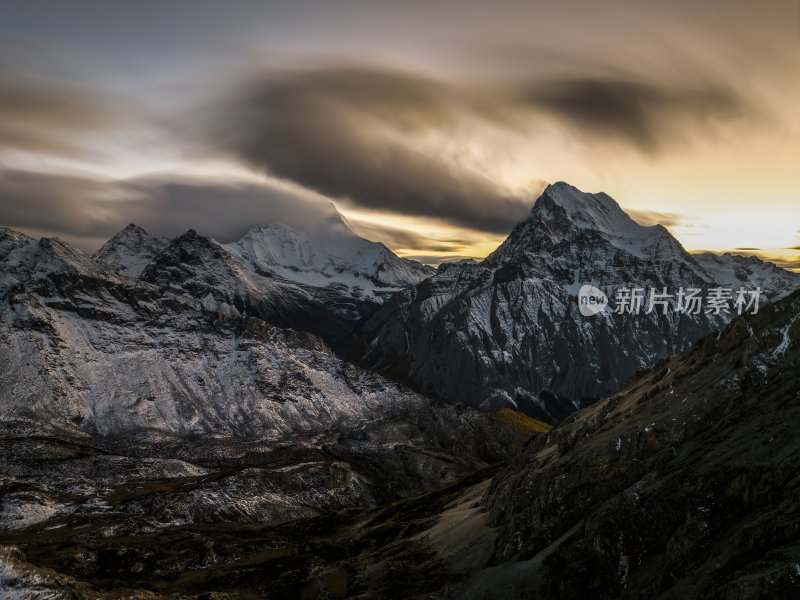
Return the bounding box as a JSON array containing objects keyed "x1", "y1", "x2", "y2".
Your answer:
[
  {"x1": 0, "y1": 168, "x2": 338, "y2": 250},
  {"x1": 195, "y1": 64, "x2": 755, "y2": 233},
  {"x1": 0, "y1": 68, "x2": 130, "y2": 159},
  {"x1": 0, "y1": 0, "x2": 796, "y2": 266}
]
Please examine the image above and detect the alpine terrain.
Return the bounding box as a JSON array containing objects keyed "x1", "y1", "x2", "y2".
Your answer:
[
  {"x1": 2, "y1": 263, "x2": 797, "y2": 599},
  {"x1": 0, "y1": 182, "x2": 797, "y2": 599}
]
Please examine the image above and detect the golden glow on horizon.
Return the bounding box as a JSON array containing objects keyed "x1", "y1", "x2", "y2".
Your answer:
[
  {"x1": 341, "y1": 205, "x2": 800, "y2": 272},
  {"x1": 10, "y1": 131, "x2": 794, "y2": 271},
  {"x1": 338, "y1": 178, "x2": 799, "y2": 272},
  {"x1": 341, "y1": 207, "x2": 507, "y2": 262}
]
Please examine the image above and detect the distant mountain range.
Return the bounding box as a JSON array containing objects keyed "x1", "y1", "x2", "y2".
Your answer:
[
  {"x1": 2, "y1": 183, "x2": 798, "y2": 433},
  {"x1": 93, "y1": 212, "x2": 433, "y2": 321}
]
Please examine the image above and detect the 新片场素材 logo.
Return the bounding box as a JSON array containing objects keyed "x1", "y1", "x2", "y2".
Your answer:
[
  {"x1": 578, "y1": 284, "x2": 608, "y2": 316},
  {"x1": 576, "y1": 285, "x2": 763, "y2": 317}
]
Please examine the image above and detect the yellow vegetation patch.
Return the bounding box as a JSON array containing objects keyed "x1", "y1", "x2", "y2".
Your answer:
[{"x1": 489, "y1": 407, "x2": 552, "y2": 438}]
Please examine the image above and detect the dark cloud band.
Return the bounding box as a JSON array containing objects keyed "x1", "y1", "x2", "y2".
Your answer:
[
  {"x1": 196, "y1": 64, "x2": 756, "y2": 232},
  {"x1": 0, "y1": 168, "x2": 337, "y2": 251},
  {"x1": 199, "y1": 66, "x2": 534, "y2": 234},
  {"x1": 524, "y1": 77, "x2": 749, "y2": 154}
]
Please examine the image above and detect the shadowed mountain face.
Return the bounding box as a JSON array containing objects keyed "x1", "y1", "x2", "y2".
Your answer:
[
  {"x1": 89, "y1": 217, "x2": 435, "y2": 353},
  {"x1": 469, "y1": 287, "x2": 800, "y2": 599},
  {"x1": 356, "y1": 182, "x2": 800, "y2": 423},
  {"x1": 0, "y1": 224, "x2": 528, "y2": 437}
]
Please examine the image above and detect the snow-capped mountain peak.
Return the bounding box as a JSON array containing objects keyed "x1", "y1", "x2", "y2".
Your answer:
[
  {"x1": 225, "y1": 212, "x2": 433, "y2": 294},
  {"x1": 86, "y1": 213, "x2": 434, "y2": 328},
  {"x1": 693, "y1": 251, "x2": 798, "y2": 292},
  {"x1": 0, "y1": 226, "x2": 34, "y2": 243},
  {"x1": 93, "y1": 223, "x2": 168, "y2": 278},
  {"x1": 0, "y1": 227, "x2": 34, "y2": 264},
  {"x1": 507, "y1": 181, "x2": 685, "y2": 262},
  {"x1": 536, "y1": 181, "x2": 643, "y2": 237},
  {"x1": 1, "y1": 231, "x2": 119, "y2": 294}
]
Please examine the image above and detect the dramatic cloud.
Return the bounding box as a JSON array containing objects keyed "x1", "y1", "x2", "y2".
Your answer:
[
  {"x1": 0, "y1": 69, "x2": 124, "y2": 157},
  {"x1": 523, "y1": 78, "x2": 749, "y2": 154},
  {"x1": 120, "y1": 177, "x2": 338, "y2": 241},
  {"x1": 0, "y1": 168, "x2": 336, "y2": 251},
  {"x1": 0, "y1": 169, "x2": 110, "y2": 235},
  {"x1": 197, "y1": 64, "x2": 757, "y2": 233},
  {"x1": 0, "y1": 1, "x2": 792, "y2": 259},
  {"x1": 198, "y1": 65, "x2": 534, "y2": 234}
]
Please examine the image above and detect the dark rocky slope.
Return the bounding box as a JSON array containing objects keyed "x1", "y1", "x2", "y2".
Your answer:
[{"x1": 448, "y1": 287, "x2": 800, "y2": 599}]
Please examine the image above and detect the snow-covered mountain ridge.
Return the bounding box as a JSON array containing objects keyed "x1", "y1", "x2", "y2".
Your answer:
[
  {"x1": 0, "y1": 226, "x2": 530, "y2": 571},
  {"x1": 91, "y1": 213, "x2": 433, "y2": 322},
  {"x1": 0, "y1": 224, "x2": 526, "y2": 477},
  {"x1": 225, "y1": 212, "x2": 434, "y2": 295},
  {"x1": 2, "y1": 182, "x2": 797, "y2": 429}
]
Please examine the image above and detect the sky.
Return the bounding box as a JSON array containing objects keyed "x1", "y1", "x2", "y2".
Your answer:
[{"x1": 0, "y1": 0, "x2": 798, "y2": 269}]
